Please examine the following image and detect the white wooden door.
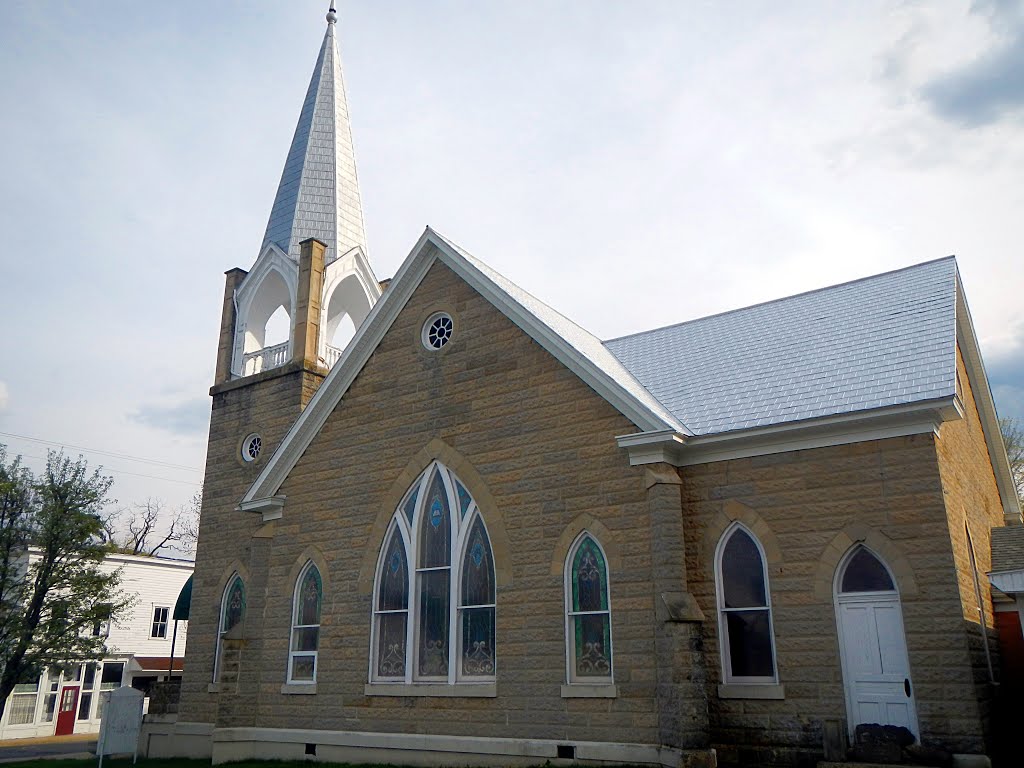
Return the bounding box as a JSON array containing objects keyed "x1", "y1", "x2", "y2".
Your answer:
[{"x1": 837, "y1": 596, "x2": 918, "y2": 737}]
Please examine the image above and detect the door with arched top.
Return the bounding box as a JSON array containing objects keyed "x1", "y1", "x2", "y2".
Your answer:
[{"x1": 834, "y1": 546, "x2": 918, "y2": 739}]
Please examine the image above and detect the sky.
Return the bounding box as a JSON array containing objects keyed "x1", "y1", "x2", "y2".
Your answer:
[{"x1": 1, "y1": 0, "x2": 1022, "y2": 548}]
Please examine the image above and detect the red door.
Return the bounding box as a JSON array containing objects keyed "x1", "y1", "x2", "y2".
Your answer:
[{"x1": 54, "y1": 686, "x2": 79, "y2": 736}]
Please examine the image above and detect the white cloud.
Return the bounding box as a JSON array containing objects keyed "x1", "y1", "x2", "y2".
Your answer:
[{"x1": 0, "y1": 381, "x2": 7, "y2": 412}]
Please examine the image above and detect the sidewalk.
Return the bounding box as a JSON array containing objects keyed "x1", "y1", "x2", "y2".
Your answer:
[{"x1": 0, "y1": 733, "x2": 95, "y2": 763}]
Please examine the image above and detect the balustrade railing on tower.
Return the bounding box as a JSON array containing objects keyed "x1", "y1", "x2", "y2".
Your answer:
[{"x1": 241, "y1": 341, "x2": 290, "y2": 376}]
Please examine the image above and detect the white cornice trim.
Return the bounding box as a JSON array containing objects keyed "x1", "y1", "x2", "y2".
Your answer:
[
  {"x1": 989, "y1": 569, "x2": 1024, "y2": 595},
  {"x1": 617, "y1": 397, "x2": 962, "y2": 466},
  {"x1": 241, "y1": 228, "x2": 676, "y2": 506},
  {"x1": 237, "y1": 495, "x2": 286, "y2": 522},
  {"x1": 955, "y1": 277, "x2": 1023, "y2": 521}
]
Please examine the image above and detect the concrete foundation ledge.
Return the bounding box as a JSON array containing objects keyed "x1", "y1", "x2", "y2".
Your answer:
[
  {"x1": 139, "y1": 719, "x2": 214, "y2": 759},
  {"x1": 209, "y1": 726, "x2": 714, "y2": 767}
]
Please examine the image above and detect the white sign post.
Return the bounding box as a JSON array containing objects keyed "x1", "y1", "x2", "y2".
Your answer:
[{"x1": 96, "y1": 686, "x2": 144, "y2": 768}]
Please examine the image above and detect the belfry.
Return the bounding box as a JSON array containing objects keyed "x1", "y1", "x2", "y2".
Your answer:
[{"x1": 218, "y1": 4, "x2": 380, "y2": 384}]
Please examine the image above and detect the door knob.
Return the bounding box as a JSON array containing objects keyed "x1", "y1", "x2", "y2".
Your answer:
[{"x1": 904, "y1": 678, "x2": 911, "y2": 697}]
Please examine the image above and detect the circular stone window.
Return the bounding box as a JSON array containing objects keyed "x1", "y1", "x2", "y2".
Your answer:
[
  {"x1": 422, "y1": 312, "x2": 454, "y2": 350},
  {"x1": 241, "y1": 433, "x2": 263, "y2": 462}
]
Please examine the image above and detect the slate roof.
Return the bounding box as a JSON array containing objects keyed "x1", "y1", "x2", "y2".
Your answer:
[
  {"x1": 604, "y1": 257, "x2": 958, "y2": 436},
  {"x1": 261, "y1": 14, "x2": 366, "y2": 264},
  {"x1": 991, "y1": 526, "x2": 1024, "y2": 573}
]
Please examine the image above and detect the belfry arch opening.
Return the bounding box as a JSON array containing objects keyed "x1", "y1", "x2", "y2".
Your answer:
[
  {"x1": 240, "y1": 269, "x2": 293, "y2": 376},
  {"x1": 322, "y1": 275, "x2": 372, "y2": 367}
]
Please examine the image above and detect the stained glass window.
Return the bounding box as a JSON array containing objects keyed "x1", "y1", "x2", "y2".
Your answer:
[
  {"x1": 460, "y1": 517, "x2": 495, "y2": 677},
  {"x1": 716, "y1": 526, "x2": 777, "y2": 681},
  {"x1": 289, "y1": 562, "x2": 322, "y2": 683},
  {"x1": 376, "y1": 528, "x2": 409, "y2": 678},
  {"x1": 214, "y1": 574, "x2": 245, "y2": 683},
  {"x1": 840, "y1": 547, "x2": 895, "y2": 593},
  {"x1": 419, "y1": 470, "x2": 450, "y2": 568},
  {"x1": 371, "y1": 461, "x2": 496, "y2": 684},
  {"x1": 566, "y1": 535, "x2": 612, "y2": 681}
]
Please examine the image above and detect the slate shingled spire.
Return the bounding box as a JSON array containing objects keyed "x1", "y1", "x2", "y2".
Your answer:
[{"x1": 261, "y1": 5, "x2": 367, "y2": 264}]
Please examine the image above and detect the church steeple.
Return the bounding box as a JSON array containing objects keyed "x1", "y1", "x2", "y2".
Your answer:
[
  {"x1": 261, "y1": 5, "x2": 367, "y2": 264},
  {"x1": 214, "y1": 5, "x2": 381, "y2": 384}
]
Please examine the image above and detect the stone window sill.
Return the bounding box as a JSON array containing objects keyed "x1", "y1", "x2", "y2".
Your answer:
[
  {"x1": 561, "y1": 684, "x2": 617, "y2": 698},
  {"x1": 364, "y1": 682, "x2": 496, "y2": 698},
  {"x1": 207, "y1": 683, "x2": 221, "y2": 694},
  {"x1": 718, "y1": 683, "x2": 785, "y2": 700},
  {"x1": 281, "y1": 683, "x2": 317, "y2": 695}
]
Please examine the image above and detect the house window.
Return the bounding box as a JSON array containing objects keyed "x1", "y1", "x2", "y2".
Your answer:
[
  {"x1": 214, "y1": 574, "x2": 245, "y2": 683},
  {"x1": 7, "y1": 675, "x2": 41, "y2": 725},
  {"x1": 288, "y1": 562, "x2": 322, "y2": 683},
  {"x1": 715, "y1": 524, "x2": 778, "y2": 683},
  {"x1": 92, "y1": 603, "x2": 112, "y2": 637},
  {"x1": 370, "y1": 462, "x2": 495, "y2": 684},
  {"x1": 78, "y1": 664, "x2": 97, "y2": 721},
  {"x1": 151, "y1": 606, "x2": 169, "y2": 638},
  {"x1": 94, "y1": 661, "x2": 124, "y2": 721},
  {"x1": 564, "y1": 534, "x2": 613, "y2": 683}
]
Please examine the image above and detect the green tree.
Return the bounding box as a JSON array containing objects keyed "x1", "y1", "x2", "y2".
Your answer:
[
  {"x1": 1002, "y1": 417, "x2": 1024, "y2": 507},
  {"x1": 0, "y1": 447, "x2": 131, "y2": 719}
]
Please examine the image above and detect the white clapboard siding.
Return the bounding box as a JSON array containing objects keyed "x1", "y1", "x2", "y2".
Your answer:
[
  {"x1": 100, "y1": 553, "x2": 193, "y2": 655},
  {"x1": 24, "y1": 549, "x2": 194, "y2": 655}
]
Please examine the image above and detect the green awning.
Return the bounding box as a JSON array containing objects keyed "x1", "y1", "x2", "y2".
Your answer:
[{"x1": 173, "y1": 575, "x2": 193, "y2": 621}]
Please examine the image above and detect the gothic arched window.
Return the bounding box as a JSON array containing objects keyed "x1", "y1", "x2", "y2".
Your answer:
[
  {"x1": 288, "y1": 561, "x2": 322, "y2": 683},
  {"x1": 564, "y1": 534, "x2": 613, "y2": 683},
  {"x1": 214, "y1": 574, "x2": 245, "y2": 683},
  {"x1": 371, "y1": 462, "x2": 495, "y2": 684},
  {"x1": 715, "y1": 524, "x2": 777, "y2": 683}
]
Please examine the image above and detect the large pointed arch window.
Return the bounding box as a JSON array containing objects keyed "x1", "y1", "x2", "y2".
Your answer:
[
  {"x1": 564, "y1": 534, "x2": 613, "y2": 683},
  {"x1": 715, "y1": 524, "x2": 778, "y2": 683},
  {"x1": 214, "y1": 574, "x2": 245, "y2": 683},
  {"x1": 370, "y1": 462, "x2": 496, "y2": 685},
  {"x1": 288, "y1": 562, "x2": 322, "y2": 683}
]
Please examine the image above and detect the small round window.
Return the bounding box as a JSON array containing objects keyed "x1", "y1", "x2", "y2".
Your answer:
[
  {"x1": 422, "y1": 312, "x2": 454, "y2": 350},
  {"x1": 241, "y1": 433, "x2": 263, "y2": 462}
]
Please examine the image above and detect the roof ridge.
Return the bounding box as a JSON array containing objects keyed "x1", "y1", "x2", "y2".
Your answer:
[
  {"x1": 427, "y1": 228, "x2": 596, "y2": 339},
  {"x1": 605, "y1": 255, "x2": 957, "y2": 344}
]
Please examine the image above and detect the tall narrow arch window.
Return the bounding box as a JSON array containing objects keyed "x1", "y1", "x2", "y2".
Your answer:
[
  {"x1": 370, "y1": 462, "x2": 496, "y2": 685},
  {"x1": 288, "y1": 562, "x2": 322, "y2": 683},
  {"x1": 715, "y1": 525, "x2": 777, "y2": 683},
  {"x1": 214, "y1": 574, "x2": 245, "y2": 683},
  {"x1": 565, "y1": 534, "x2": 613, "y2": 683}
]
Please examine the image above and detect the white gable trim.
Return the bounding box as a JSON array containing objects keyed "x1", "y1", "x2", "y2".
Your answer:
[
  {"x1": 617, "y1": 396, "x2": 963, "y2": 467},
  {"x1": 955, "y1": 278, "x2": 1023, "y2": 522},
  {"x1": 241, "y1": 228, "x2": 677, "y2": 506}
]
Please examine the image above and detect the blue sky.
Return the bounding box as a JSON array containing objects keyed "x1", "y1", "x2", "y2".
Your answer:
[{"x1": 0, "y1": 0, "x2": 1022, "y2": 536}]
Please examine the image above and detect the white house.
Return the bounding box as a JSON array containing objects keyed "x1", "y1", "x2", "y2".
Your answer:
[{"x1": 0, "y1": 551, "x2": 193, "y2": 740}]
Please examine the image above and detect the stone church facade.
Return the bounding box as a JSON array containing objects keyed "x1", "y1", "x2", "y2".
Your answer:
[{"x1": 141, "y1": 8, "x2": 1020, "y2": 768}]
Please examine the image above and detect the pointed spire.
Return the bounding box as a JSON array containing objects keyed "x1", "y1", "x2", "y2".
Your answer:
[{"x1": 261, "y1": 5, "x2": 367, "y2": 264}]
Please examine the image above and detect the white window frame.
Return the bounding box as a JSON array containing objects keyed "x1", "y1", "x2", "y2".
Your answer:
[
  {"x1": 369, "y1": 461, "x2": 496, "y2": 685},
  {"x1": 563, "y1": 532, "x2": 614, "y2": 686},
  {"x1": 213, "y1": 573, "x2": 244, "y2": 683},
  {"x1": 287, "y1": 560, "x2": 322, "y2": 684},
  {"x1": 150, "y1": 605, "x2": 169, "y2": 638},
  {"x1": 714, "y1": 522, "x2": 779, "y2": 685}
]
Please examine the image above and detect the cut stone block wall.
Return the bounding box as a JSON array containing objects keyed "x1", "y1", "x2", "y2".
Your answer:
[{"x1": 682, "y1": 432, "x2": 991, "y2": 763}]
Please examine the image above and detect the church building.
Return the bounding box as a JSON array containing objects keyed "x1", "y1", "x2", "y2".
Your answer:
[{"x1": 142, "y1": 8, "x2": 1021, "y2": 767}]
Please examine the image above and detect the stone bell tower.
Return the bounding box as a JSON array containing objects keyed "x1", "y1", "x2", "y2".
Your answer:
[{"x1": 177, "y1": 5, "x2": 381, "y2": 730}]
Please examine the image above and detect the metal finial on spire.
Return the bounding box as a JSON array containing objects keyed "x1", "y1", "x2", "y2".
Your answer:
[{"x1": 326, "y1": 5, "x2": 337, "y2": 24}]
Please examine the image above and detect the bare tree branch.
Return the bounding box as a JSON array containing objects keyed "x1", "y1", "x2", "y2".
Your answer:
[{"x1": 1001, "y1": 417, "x2": 1024, "y2": 506}]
